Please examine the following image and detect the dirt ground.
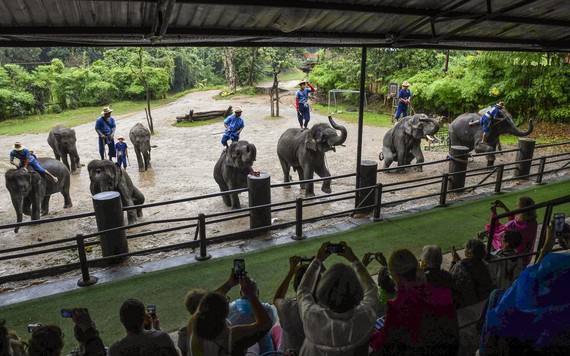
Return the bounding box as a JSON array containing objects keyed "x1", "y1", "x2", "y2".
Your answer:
[{"x1": 1, "y1": 81, "x2": 567, "y2": 290}]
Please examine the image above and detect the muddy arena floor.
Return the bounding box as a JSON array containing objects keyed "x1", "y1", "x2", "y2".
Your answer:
[{"x1": 1, "y1": 83, "x2": 567, "y2": 290}]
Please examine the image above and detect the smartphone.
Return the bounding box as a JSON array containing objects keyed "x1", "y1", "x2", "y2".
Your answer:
[
  {"x1": 27, "y1": 323, "x2": 39, "y2": 333},
  {"x1": 368, "y1": 253, "x2": 377, "y2": 259},
  {"x1": 554, "y1": 213, "x2": 566, "y2": 236},
  {"x1": 61, "y1": 309, "x2": 73, "y2": 318},
  {"x1": 326, "y1": 244, "x2": 345, "y2": 254},
  {"x1": 234, "y1": 259, "x2": 246, "y2": 277},
  {"x1": 300, "y1": 257, "x2": 314, "y2": 266},
  {"x1": 147, "y1": 305, "x2": 156, "y2": 318}
]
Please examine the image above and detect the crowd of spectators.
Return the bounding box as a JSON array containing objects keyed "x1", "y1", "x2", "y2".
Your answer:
[{"x1": 1, "y1": 196, "x2": 569, "y2": 356}]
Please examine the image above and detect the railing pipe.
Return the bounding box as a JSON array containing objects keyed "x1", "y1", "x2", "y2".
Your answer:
[
  {"x1": 76, "y1": 234, "x2": 98, "y2": 287},
  {"x1": 195, "y1": 213, "x2": 211, "y2": 261}
]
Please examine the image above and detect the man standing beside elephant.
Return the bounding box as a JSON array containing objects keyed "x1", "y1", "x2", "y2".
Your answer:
[
  {"x1": 95, "y1": 106, "x2": 117, "y2": 160},
  {"x1": 221, "y1": 106, "x2": 245, "y2": 148},
  {"x1": 392, "y1": 81, "x2": 412, "y2": 124},
  {"x1": 296, "y1": 80, "x2": 316, "y2": 129}
]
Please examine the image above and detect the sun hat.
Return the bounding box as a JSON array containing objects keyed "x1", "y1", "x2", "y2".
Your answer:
[
  {"x1": 101, "y1": 107, "x2": 113, "y2": 115},
  {"x1": 234, "y1": 106, "x2": 243, "y2": 113},
  {"x1": 117, "y1": 136, "x2": 124, "y2": 140},
  {"x1": 298, "y1": 80, "x2": 307, "y2": 86},
  {"x1": 497, "y1": 101, "x2": 505, "y2": 108},
  {"x1": 14, "y1": 142, "x2": 24, "y2": 151},
  {"x1": 402, "y1": 81, "x2": 410, "y2": 87}
]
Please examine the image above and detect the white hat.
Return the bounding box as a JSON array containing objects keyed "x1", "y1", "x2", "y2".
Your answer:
[
  {"x1": 402, "y1": 81, "x2": 410, "y2": 87},
  {"x1": 117, "y1": 136, "x2": 124, "y2": 140},
  {"x1": 234, "y1": 106, "x2": 243, "y2": 113},
  {"x1": 14, "y1": 142, "x2": 24, "y2": 151},
  {"x1": 101, "y1": 107, "x2": 113, "y2": 115}
]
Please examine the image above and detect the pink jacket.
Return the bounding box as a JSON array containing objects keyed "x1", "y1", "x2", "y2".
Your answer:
[{"x1": 486, "y1": 213, "x2": 538, "y2": 255}]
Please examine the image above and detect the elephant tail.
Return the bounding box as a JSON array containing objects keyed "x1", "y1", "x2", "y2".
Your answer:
[{"x1": 379, "y1": 152, "x2": 384, "y2": 161}]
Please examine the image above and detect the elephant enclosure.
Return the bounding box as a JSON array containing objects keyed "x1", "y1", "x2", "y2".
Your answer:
[{"x1": 1, "y1": 86, "x2": 568, "y2": 290}]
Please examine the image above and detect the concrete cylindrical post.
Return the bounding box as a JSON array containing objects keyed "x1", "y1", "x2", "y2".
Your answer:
[
  {"x1": 514, "y1": 138, "x2": 536, "y2": 179},
  {"x1": 92, "y1": 191, "x2": 128, "y2": 259},
  {"x1": 448, "y1": 146, "x2": 469, "y2": 192},
  {"x1": 248, "y1": 172, "x2": 271, "y2": 229},
  {"x1": 355, "y1": 160, "x2": 378, "y2": 214}
]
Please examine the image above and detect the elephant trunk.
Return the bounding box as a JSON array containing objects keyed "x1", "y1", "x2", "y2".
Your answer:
[
  {"x1": 328, "y1": 116, "x2": 347, "y2": 146},
  {"x1": 69, "y1": 147, "x2": 80, "y2": 165},
  {"x1": 11, "y1": 194, "x2": 23, "y2": 233},
  {"x1": 421, "y1": 118, "x2": 440, "y2": 136},
  {"x1": 507, "y1": 119, "x2": 533, "y2": 137}
]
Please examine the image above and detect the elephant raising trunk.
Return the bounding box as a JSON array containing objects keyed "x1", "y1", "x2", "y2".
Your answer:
[{"x1": 277, "y1": 116, "x2": 348, "y2": 197}]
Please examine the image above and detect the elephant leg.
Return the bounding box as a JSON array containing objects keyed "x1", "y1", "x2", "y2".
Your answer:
[
  {"x1": 31, "y1": 195, "x2": 41, "y2": 220},
  {"x1": 302, "y1": 166, "x2": 315, "y2": 197},
  {"x1": 41, "y1": 196, "x2": 50, "y2": 215},
  {"x1": 122, "y1": 196, "x2": 138, "y2": 224},
  {"x1": 62, "y1": 180, "x2": 73, "y2": 208},
  {"x1": 410, "y1": 144, "x2": 424, "y2": 172},
  {"x1": 144, "y1": 151, "x2": 151, "y2": 170},
  {"x1": 314, "y1": 164, "x2": 332, "y2": 194},
  {"x1": 61, "y1": 155, "x2": 71, "y2": 171},
  {"x1": 297, "y1": 167, "x2": 306, "y2": 189},
  {"x1": 278, "y1": 156, "x2": 291, "y2": 188},
  {"x1": 217, "y1": 180, "x2": 231, "y2": 206},
  {"x1": 227, "y1": 183, "x2": 242, "y2": 209},
  {"x1": 23, "y1": 196, "x2": 32, "y2": 216},
  {"x1": 132, "y1": 187, "x2": 145, "y2": 217},
  {"x1": 474, "y1": 143, "x2": 496, "y2": 167}
]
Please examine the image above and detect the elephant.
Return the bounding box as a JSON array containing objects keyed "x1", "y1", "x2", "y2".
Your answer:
[
  {"x1": 5, "y1": 158, "x2": 72, "y2": 233},
  {"x1": 213, "y1": 141, "x2": 257, "y2": 209},
  {"x1": 47, "y1": 125, "x2": 80, "y2": 173},
  {"x1": 277, "y1": 116, "x2": 347, "y2": 197},
  {"x1": 129, "y1": 123, "x2": 151, "y2": 172},
  {"x1": 379, "y1": 114, "x2": 440, "y2": 172},
  {"x1": 87, "y1": 160, "x2": 145, "y2": 224},
  {"x1": 449, "y1": 106, "x2": 533, "y2": 166}
]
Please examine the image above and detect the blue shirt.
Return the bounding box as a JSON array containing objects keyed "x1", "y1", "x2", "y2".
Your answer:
[
  {"x1": 115, "y1": 142, "x2": 128, "y2": 156},
  {"x1": 397, "y1": 88, "x2": 412, "y2": 104},
  {"x1": 228, "y1": 299, "x2": 277, "y2": 353},
  {"x1": 10, "y1": 147, "x2": 32, "y2": 163},
  {"x1": 296, "y1": 88, "x2": 313, "y2": 106},
  {"x1": 487, "y1": 105, "x2": 501, "y2": 119},
  {"x1": 95, "y1": 116, "x2": 116, "y2": 136},
  {"x1": 224, "y1": 114, "x2": 244, "y2": 134}
]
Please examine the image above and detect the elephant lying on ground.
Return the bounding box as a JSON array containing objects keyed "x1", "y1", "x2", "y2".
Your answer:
[
  {"x1": 449, "y1": 106, "x2": 533, "y2": 166},
  {"x1": 5, "y1": 158, "x2": 72, "y2": 233},
  {"x1": 277, "y1": 116, "x2": 347, "y2": 197},
  {"x1": 129, "y1": 123, "x2": 151, "y2": 172},
  {"x1": 88, "y1": 160, "x2": 145, "y2": 224},
  {"x1": 379, "y1": 114, "x2": 439, "y2": 171},
  {"x1": 214, "y1": 141, "x2": 257, "y2": 209},
  {"x1": 47, "y1": 125, "x2": 80, "y2": 173}
]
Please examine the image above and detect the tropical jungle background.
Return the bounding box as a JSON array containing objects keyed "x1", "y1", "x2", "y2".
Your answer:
[{"x1": 0, "y1": 47, "x2": 569, "y2": 126}]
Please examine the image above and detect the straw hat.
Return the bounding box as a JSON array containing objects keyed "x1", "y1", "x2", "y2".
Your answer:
[
  {"x1": 234, "y1": 106, "x2": 243, "y2": 113},
  {"x1": 14, "y1": 142, "x2": 24, "y2": 151},
  {"x1": 402, "y1": 81, "x2": 410, "y2": 87},
  {"x1": 497, "y1": 101, "x2": 505, "y2": 108},
  {"x1": 298, "y1": 80, "x2": 307, "y2": 86},
  {"x1": 101, "y1": 107, "x2": 113, "y2": 115},
  {"x1": 117, "y1": 136, "x2": 124, "y2": 140}
]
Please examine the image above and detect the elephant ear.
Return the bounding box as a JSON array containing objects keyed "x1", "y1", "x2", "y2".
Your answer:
[
  {"x1": 305, "y1": 135, "x2": 317, "y2": 151},
  {"x1": 225, "y1": 144, "x2": 239, "y2": 167},
  {"x1": 405, "y1": 115, "x2": 424, "y2": 139},
  {"x1": 112, "y1": 164, "x2": 123, "y2": 189}
]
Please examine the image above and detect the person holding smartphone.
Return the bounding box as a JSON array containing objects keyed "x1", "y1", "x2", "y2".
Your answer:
[{"x1": 296, "y1": 241, "x2": 381, "y2": 355}]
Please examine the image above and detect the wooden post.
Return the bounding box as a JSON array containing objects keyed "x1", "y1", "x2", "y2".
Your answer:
[
  {"x1": 355, "y1": 160, "x2": 377, "y2": 214},
  {"x1": 291, "y1": 198, "x2": 305, "y2": 240},
  {"x1": 514, "y1": 138, "x2": 536, "y2": 179},
  {"x1": 92, "y1": 191, "x2": 128, "y2": 260},
  {"x1": 448, "y1": 146, "x2": 469, "y2": 192},
  {"x1": 248, "y1": 172, "x2": 271, "y2": 229}
]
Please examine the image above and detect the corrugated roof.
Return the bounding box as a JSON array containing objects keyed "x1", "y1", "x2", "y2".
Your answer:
[{"x1": 0, "y1": 0, "x2": 569, "y2": 51}]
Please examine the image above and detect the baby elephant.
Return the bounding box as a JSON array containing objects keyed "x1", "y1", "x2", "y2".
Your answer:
[
  {"x1": 129, "y1": 123, "x2": 152, "y2": 172},
  {"x1": 47, "y1": 125, "x2": 80, "y2": 173},
  {"x1": 214, "y1": 141, "x2": 257, "y2": 209}
]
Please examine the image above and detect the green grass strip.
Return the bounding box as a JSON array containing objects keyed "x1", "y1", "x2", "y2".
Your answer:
[{"x1": 1, "y1": 180, "x2": 569, "y2": 352}]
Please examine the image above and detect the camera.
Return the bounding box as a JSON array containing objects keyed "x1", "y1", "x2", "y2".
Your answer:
[
  {"x1": 234, "y1": 259, "x2": 246, "y2": 277},
  {"x1": 61, "y1": 309, "x2": 73, "y2": 318},
  {"x1": 147, "y1": 305, "x2": 156, "y2": 317},
  {"x1": 27, "y1": 323, "x2": 39, "y2": 333},
  {"x1": 326, "y1": 243, "x2": 345, "y2": 254},
  {"x1": 554, "y1": 213, "x2": 566, "y2": 236}
]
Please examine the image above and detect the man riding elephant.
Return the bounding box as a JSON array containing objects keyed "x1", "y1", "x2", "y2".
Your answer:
[
  {"x1": 10, "y1": 142, "x2": 59, "y2": 183},
  {"x1": 470, "y1": 101, "x2": 505, "y2": 144},
  {"x1": 221, "y1": 106, "x2": 245, "y2": 149}
]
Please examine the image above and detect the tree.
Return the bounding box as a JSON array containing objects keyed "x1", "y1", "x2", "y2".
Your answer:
[
  {"x1": 262, "y1": 48, "x2": 300, "y2": 117},
  {"x1": 221, "y1": 47, "x2": 237, "y2": 93}
]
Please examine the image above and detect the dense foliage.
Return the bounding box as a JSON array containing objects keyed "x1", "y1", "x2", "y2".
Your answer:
[{"x1": 1, "y1": 47, "x2": 568, "y2": 123}]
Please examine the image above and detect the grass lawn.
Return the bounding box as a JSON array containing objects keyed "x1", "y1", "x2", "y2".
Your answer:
[{"x1": 1, "y1": 179, "x2": 569, "y2": 352}]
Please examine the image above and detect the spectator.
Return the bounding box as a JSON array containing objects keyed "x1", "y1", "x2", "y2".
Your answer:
[
  {"x1": 187, "y1": 275, "x2": 272, "y2": 356},
  {"x1": 0, "y1": 319, "x2": 25, "y2": 356},
  {"x1": 108, "y1": 298, "x2": 177, "y2": 356},
  {"x1": 297, "y1": 241, "x2": 380, "y2": 355},
  {"x1": 178, "y1": 288, "x2": 207, "y2": 356},
  {"x1": 485, "y1": 197, "x2": 538, "y2": 262},
  {"x1": 362, "y1": 252, "x2": 397, "y2": 304},
  {"x1": 228, "y1": 278, "x2": 277, "y2": 354},
  {"x1": 480, "y1": 226, "x2": 570, "y2": 355},
  {"x1": 420, "y1": 244, "x2": 455, "y2": 292},
  {"x1": 28, "y1": 324, "x2": 64, "y2": 356},
  {"x1": 488, "y1": 229, "x2": 526, "y2": 290},
  {"x1": 273, "y1": 256, "x2": 311, "y2": 354},
  {"x1": 450, "y1": 239, "x2": 496, "y2": 308},
  {"x1": 370, "y1": 249, "x2": 458, "y2": 356},
  {"x1": 67, "y1": 308, "x2": 106, "y2": 356}
]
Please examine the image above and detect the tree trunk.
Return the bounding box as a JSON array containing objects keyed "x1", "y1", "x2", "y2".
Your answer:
[
  {"x1": 138, "y1": 48, "x2": 154, "y2": 134},
  {"x1": 247, "y1": 48, "x2": 259, "y2": 86},
  {"x1": 270, "y1": 69, "x2": 281, "y2": 117},
  {"x1": 222, "y1": 48, "x2": 237, "y2": 93}
]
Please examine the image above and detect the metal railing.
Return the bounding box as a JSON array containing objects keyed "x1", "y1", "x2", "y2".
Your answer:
[{"x1": 1, "y1": 141, "x2": 569, "y2": 285}]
